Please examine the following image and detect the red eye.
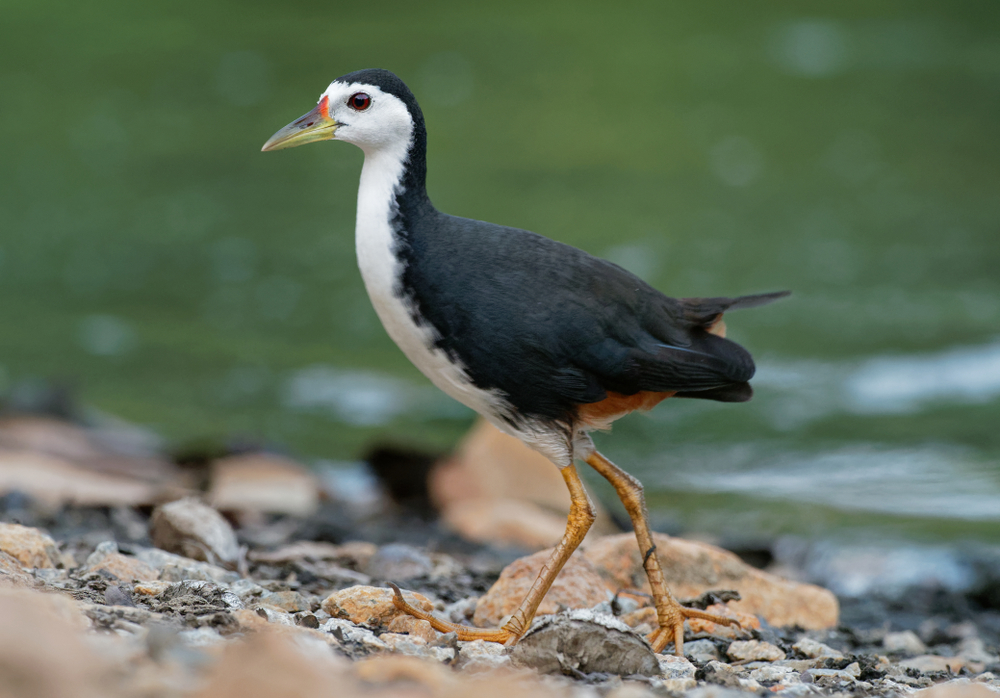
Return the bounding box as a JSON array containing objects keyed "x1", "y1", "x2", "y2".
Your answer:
[{"x1": 349, "y1": 92, "x2": 372, "y2": 111}]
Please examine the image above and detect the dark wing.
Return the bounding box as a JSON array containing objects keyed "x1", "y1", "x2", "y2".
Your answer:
[{"x1": 402, "y1": 212, "x2": 788, "y2": 420}]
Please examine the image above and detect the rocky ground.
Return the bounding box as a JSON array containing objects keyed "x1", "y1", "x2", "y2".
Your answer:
[{"x1": 1, "y1": 412, "x2": 999, "y2": 698}]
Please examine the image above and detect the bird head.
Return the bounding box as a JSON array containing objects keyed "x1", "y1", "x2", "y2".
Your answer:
[{"x1": 262, "y1": 69, "x2": 418, "y2": 156}]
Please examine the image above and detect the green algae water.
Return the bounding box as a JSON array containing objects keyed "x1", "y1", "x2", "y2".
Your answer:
[{"x1": 1, "y1": 1, "x2": 998, "y2": 544}]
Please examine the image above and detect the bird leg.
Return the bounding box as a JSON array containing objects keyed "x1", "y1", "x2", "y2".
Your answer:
[
  {"x1": 391, "y1": 463, "x2": 596, "y2": 645},
  {"x1": 584, "y1": 450, "x2": 740, "y2": 656}
]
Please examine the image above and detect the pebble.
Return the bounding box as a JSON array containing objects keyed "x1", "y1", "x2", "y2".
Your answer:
[
  {"x1": 509, "y1": 610, "x2": 660, "y2": 677},
  {"x1": 684, "y1": 638, "x2": 721, "y2": 664},
  {"x1": 793, "y1": 637, "x2": 844, "y2": 659},
  {"x1": 259, "y1": 590, "x2": 309, "y2": 613},
  {"x1": 0, "y1": 550, "x2": 35, "y2": 589},
  {"x1": 321, "y1": 585, "x2": 433, "y2": 627},
  {"x1": 658, "y1": 654, "x2": 697, "y2": 679},
  {"x1": 134, "y1": 547, "x2": 239, "y2": 584},
  {"x1": 150, "y1": 497, "x2": 240, "y2": 567},
  {"x1": 884, "y1": 629, "x2": 928, "y2": 655},
  {"x1": 0, "y1": 522, "x2": 68, "y2": 569},
  {"x1": 454, "y1": 639, "x2": 512, "y2": 672},
  {"x1": 726, "y1": 639, "x2": 786, "y2": 662},
  {"x1": 320, "y1": 618, "x2": 389, "y2": 652},
  {"x1": 377, "y1": 633, "x2": 454, "y2": 662},
  {"x1": 749, "y1": 664, "x2": 799, "y2": 683},
  {"x1": 364, "y1": 543, "x2": 434, "y2": 581},
  {"x1": 386, "y1": 615, "x2": 438, "y2": 643},
  {"x1": 84, "y1": 541, "x2": 158, "y2": 582},
  {"x1": 700, "y1": 660, "x2": 743, "y2": 688},
  {"x1": 901, "y1": 655, "x2": 966, "y2": 674}
]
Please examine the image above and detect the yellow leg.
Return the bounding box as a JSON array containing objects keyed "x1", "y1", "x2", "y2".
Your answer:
[
  {"x1": 391, "y1": 463, "x2": 596, "y2": 644},
  {"x1": 584, "y1": 450, "x2": 740, "y2": 656}
]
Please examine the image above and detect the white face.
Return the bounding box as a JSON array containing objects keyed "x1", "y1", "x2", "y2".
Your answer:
[{"x1": 322, "y1": 82, "x2": 414, "y2": 155}]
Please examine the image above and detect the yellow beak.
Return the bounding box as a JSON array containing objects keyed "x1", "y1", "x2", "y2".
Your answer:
[{"x1": 261, "y1": 96, "x2": 337, "y2": 152}]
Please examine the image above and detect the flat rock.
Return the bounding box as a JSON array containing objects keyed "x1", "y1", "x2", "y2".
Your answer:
[
  {"x1": 509, "y1": 609, "x2": 660, "y2": 676},
  {"x1": 0, "y1": 522, "x2": 68, "y2": 569},
  {"x1": 84, "y1": 542, "x2": 158, "y2": 582},
  {"x1": 901, "y1": 655, "x2": 966, "y2": 674},
  {"x1": 726, "y1": 639, "x2": 786, "y2": 662},
  {"x1": 209, "y1": 452, "x2": 319, "y2": 516},
  {"x1": 321, "y1": 585, "x2": 433, "y2": 627},
  {"x1": 473, "y1": 548, "x2": 611, "y2": 627},
  {"x1": 917, "y1": 681, "x2": 1000, "y2": 698},
  {"x1": 150, "y1": 497, "x2": 239, "y2": 566},
  {"x1": 581, "y1": 532, "x2": 838, "y2": 629}
]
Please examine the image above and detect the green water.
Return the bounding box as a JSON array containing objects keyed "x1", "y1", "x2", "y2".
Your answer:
[{"x1": 1, "y1": 1, "x2": 999, "y2": 543}]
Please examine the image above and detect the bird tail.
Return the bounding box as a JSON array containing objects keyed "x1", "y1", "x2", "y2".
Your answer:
[{"x1": 680, "y1": 290, "x2": 790, "y2": 328}]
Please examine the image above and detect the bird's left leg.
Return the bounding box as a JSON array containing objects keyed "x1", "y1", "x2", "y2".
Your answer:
[
  {"x1": 390, "y1": 463, "x2": 596, "y2": 645},
  {"x1": 584, "y1": 449, "x2": 740, "y2": 656}
]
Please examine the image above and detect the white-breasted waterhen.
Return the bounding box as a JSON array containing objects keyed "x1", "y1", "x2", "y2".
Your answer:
[{"x1": 263, "y1": 68, "x2": 788, "y2": 655}]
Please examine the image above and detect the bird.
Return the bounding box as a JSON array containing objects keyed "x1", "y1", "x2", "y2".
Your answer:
[{"x1": 262, "y1": 68, "x2": 788, "y2": 655}]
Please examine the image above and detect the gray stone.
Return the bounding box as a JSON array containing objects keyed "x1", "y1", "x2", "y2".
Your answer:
[
  {"x1": 750, "y1": 664, "x2": 799, "y2": 684},
  {"x1": 320, "y1": 618, "x2": 388, "y2": 652},
  {"x1": 792, "y1": 637, "x2": 843, "y2": 659},
  {"x1": 150, "y1": 497, "x2": 240, "y2": 567},
  {"x1": 685, "y1": 638, "x2": 721, "y2": 664},
  {"x1": 455, "y1": 639, "x2": 512, "y2": 673},
  {"x1": 883, "y1": 630, "x2": 927, "y2": 655},
  {"x1": 700, "y1": 660, "x2": 742, "y2": 688},
  {"x1": 364, "y1": 543, "x2": 433, "y2": 581},
  {"x1": 510, "y1": 610, "x2": 659, "y2": 677},
  {"x1": 658, "y1": 654, "x2": 696, "y2": 680},
  {"x1": 726, "y1": 639, "x2": 786, "y2": 662},
  {"x1": 134, "y1": 547, "x2": 239, "y2": 584}
]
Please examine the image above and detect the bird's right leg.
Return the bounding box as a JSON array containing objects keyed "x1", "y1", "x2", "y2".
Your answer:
[{"x1": 391, "y1": 463, "x2": 596, "y2": 645}]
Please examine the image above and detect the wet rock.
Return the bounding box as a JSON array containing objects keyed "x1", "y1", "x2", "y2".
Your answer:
[
  {"x1": 582, "y1": 532, "x2": 838, "y2": 630},
  {"x1": 685, "y1": 638, "x2": 722, "y2": 664},
  {"x1": 150, "y1": 497, "x2": 240, "y2": 567},
  {"x1": 136, "y1": 545, "x2": 239, "y2": 584},
  {"x1": 321, "y1": 585, "x2": 433, "y2": 627},
  {"x1": 0, "y1": 522, "x2": 69, "y2": 569},
  {"x1": 473, "y1": 548, "x2": 611, "y2": 627},
  {"x1": 209, "y1": 452, "x2": 319, "y2": 516},
  {"x1": 83, "y1": 541, "x2": 158, "y2": 582},
  {"x1": 364, "y1": 543, "x2": 433, "y2": 581},
  {"x1": 726, "y1": 639, "x2": 786, "y2": 662},
  {"x1": 430, "y1": 419, "x2": 618, "y2": 549},
  {"x1": 884, "y1": 629, "x2": 927, "y2": 655},
  {"x1": 454, "y1": 638, "x2": 512, "y2": 672},
  {"x1": 509, "y1": 609, "x2": 660, "y2": 677},
  {"x1": 793, "y1": 637, "x2": 844, "y2": 659}
]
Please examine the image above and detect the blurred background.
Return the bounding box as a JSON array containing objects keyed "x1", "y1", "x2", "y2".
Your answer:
[{"x1": 1, "y1": 1, "x2": 998, "y2": 563}]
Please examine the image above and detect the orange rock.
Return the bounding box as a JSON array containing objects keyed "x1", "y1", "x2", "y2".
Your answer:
[
  {"x1": 581, "y1": 532, "x2": 838, "y2": 630},
  {"x1": 209, "y1": 452, "x2": 320, "y2": 516},
  {"x1": 430, "y1": 419, "x2": 619, "y2": 550},
  {"x1": 0, "y1": 522, "x2": 68, "y2": 569},
  {"x1": 321, "y1": 585, "x2": 433, "y2": 627},
  {"x1": 84, "y1": 551, "x2": 159, "y2": 582},
  {"x1": 0, "y1": 550, "x2": 35, "y2": 589},
  {"x1": 0, "y1": 588, "x2": 114, "y2": 698},
  {"x1": 473, "y1": 548, "x2": 611, "y2": 627},
  {"x1": 386, "y1": 615, "x2": 438, "y2": 643}
]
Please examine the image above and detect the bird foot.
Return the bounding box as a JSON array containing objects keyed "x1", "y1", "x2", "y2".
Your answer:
[
  {"x1": 389, "y1": 583, "x2": 520, "y2": 645},
  {"x1": 646, "y1": 604, "x2": 742, "y2": 655}
]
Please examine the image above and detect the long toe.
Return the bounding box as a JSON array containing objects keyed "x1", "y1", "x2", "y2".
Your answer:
[
  {"x1": 647, "y1": 604, "x2": 743, "y2": 656},
  {"x1": 389, "y1": 583, "x2": 518, "y2": 644}
]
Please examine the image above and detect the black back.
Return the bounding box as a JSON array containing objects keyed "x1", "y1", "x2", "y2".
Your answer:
[{"x1": 340, "y1": 70, "x2": 787, "y2": 427}]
